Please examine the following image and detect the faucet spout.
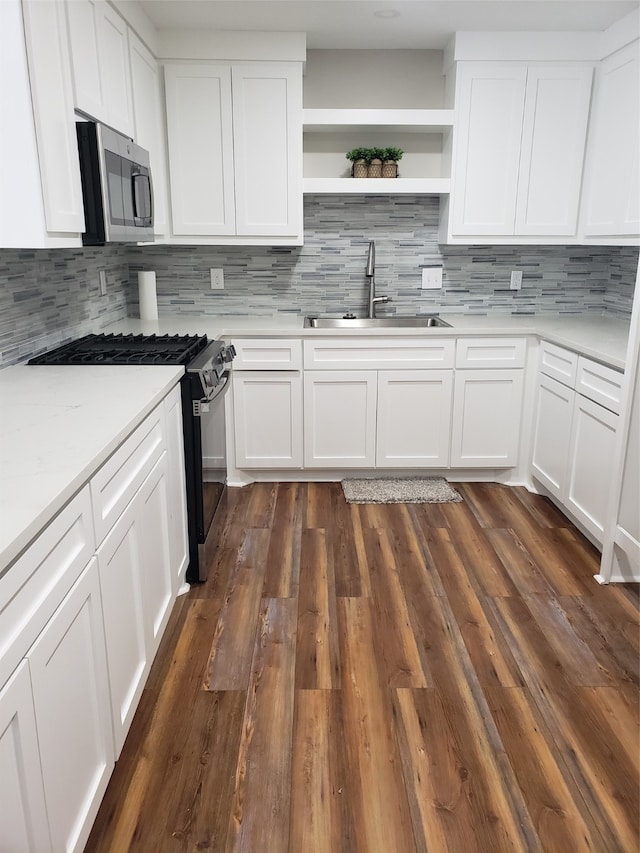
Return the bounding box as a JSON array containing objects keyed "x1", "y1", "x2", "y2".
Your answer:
[
  {"x1": 365, "y1": 241, "x2": 389, "y2": 318},
  {"x1": 366, "y1": 241, "x2": 375, "y2": 278}
]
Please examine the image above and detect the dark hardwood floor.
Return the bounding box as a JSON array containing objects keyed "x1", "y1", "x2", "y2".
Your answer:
[{"x1": 86, "y1": 482, "x2": 640, "y2": 852}]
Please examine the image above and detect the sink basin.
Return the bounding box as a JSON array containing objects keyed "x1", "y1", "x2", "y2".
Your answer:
[{"x1": 304, "y1": 315, "x2": 452, "y2": 329}]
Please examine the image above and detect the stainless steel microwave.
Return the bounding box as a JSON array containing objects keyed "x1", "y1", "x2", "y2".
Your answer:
[{"x1": 76, "y1": 121, "x2": 154, "y2": 245}]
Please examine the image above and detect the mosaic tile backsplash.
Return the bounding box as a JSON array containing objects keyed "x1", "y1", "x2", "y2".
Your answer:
[{"x1": 1, "y1": 195, "x2": 637, "y2": 368}]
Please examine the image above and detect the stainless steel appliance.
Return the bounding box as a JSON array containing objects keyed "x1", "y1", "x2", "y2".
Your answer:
[
  {"x1": 29, "y1": 333, "x2": 235, "y2": 582},
  {"x1": 76, "y1": 121, "x2": 154, "y2": 245}
]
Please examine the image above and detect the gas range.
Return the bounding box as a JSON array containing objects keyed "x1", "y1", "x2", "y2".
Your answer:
[{"x1": 28, "y1": 333, "x2": 209, "y2": 366}]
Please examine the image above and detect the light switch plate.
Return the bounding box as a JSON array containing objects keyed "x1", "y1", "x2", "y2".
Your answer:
[
  {"x1": 510, "y1": 270, "x2": 523, "y2": 290},
  {"x1": 210, "y1": 268, "x2": 224, "y2": 290},
  {"x1": 422, "y1": 266, "x2": 443, "y2": 289}
]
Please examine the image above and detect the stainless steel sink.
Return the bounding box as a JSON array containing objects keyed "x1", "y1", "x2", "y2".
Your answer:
[{"x1": 304, "y1": 315, "x2": 452, "y2": 329}]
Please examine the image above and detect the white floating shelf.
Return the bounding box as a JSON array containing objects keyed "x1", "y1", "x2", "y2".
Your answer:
[
  {"x1": 303, "y1": 108, "x2": 455, "y2": 134},
  {"x1": 303, "y1": 177, "x2": 451, "y2": 195}
]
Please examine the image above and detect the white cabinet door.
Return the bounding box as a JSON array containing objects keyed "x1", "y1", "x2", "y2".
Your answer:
[
  {"x1": 451, "y1": 369, "x2": 524, "y2": 467},
  {"x1": 164, "y1": 386, "x2": 189, "y2": 592},
  {"x1": 234, "y1": 372, "x2": 303, "y2": 468},
  {"x1": 581, "y1": 40, "x2": 640, "y2": 238},
  {"x1": 21, "y1": 0, "x2": 85, "y2": 236},
  {"x1": 376, "y1": 370, "x2": 453, "y2": 467},
  {"x1": 232, "y1": 63, "x2": 302, "y2": 238},
  {"x1": 451, "y1": 64, "x2": 527, "y2": 235},
  {"x1": 65, "y1": 0, "x2": 133, "y2": 137},
  {"x1": 165, "y1": 64, "x2": 236, "y2": 236},
  {"x1": 515, "y1": 64, "x2": 593, "y2": 236},
  {"x1": 28, "y1": 558, "x2": 114, "y2": 853},
  {"x1": 531, "y1": 373, "x2": 575, "y2": 498},
  {"x1": 0, "y1": 661, "x2": 51, "y2": 853},
  {"x1": 99, "y1": 3, "x2": 133, "y2": 137},
  {"x1": 96, "y1": 503, "x2": 148, "y2": 758},
  {"x1": 566, "y1": 396, "x2": 618, "y2": 542},
  {"x1": 138, "y1": 454, "x2": 174, "y2": 656},
  {"x1": 129, "y1": 30, "x2": 168, "y2": 237},
  {"x1": 65, "y1": 0, "x2": 104, "y2": 121},
  {"x1": 304, "y1": 371, "x2": 377, "y2": 468}
]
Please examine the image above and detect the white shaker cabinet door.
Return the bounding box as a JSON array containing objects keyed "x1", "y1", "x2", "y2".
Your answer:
[
  {"x1": 451, "y1": 369, "x2": 524, "y2": 467},
  {"x1": 515, "y1": 64, "x2": 593, "y2": 236},
  {"x1": 581, "y1": 40, "x2": 640, "y2": 238},
  {"x1": 0, "y1": 661, "x2": 52, "y2": 853},
  {"x1": 376, "y1": 370, "x2": 453, "y2": 467},
  {"x1": 232, "y1": 63, "x2": 303, "y2": 238},
  {"x1": 566, "y1": 396, "x2": 618, "y2": 543},
  {"x1": 164, "y1": 386, "x2": 189, "y2": 591},
  {"x1": 96, "y1": 502, "x2": 148, "y2": 758},
  {"x1": 28, "y1": 558, "x2": 114, "y2": 853},
  {"x1": 304, "y1": 372, "x2": 377, "y2": 468},
  {"x1": 450, "y1": 64, "x2": 527, "y2": 236},
  {"x1": 234, "y1": 372, "x2": 303, "y2": 468},
  {"x1": 98, "y1": 3, "x2": 133, "y2": 137},
  {"x1": 165, "y1": 64, "x2": 236, "y2": 236},
  {"x1": 21, "y1": 0, "x2": 85, "y2": 236},
  {"x1": 531, "y1": 374, "x2": 575, "y2": 498},
  {"x1": 65, "y1": 0, "x2": 104, "y2": 121},
  {"x1": 129, "y1": 30, "x2": 168, "y2": 237}
]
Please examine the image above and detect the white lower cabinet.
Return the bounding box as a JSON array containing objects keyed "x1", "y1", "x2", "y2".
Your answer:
[
  {"x1": 164, "y1": 386, "x2": 189, "y2": 591},
  {"x1": 0, "y1": 660, "x2": 51, "y2": 853},
  {"x1": 376, "y1": 370, "x2": 452, "y2": 467},
  {"x1": 531, "y1": 374, "x2": 575, "y2": 498},
  {"x1": 96, "y1": 496, "x2": 148, "y2": 758},
  {"x1": 531, "y1": 342, "x2": 622, "y2": 544},
  {"x1": 234, "y1": 371, "x2": 303, "y2": 467},
  {"x1": 450, "y1": 369, "x2": 525, "y2": 466},
  {"x1": 28, "y1": 558, "x2": 114, "y2": 853},
  {"x1": 566, "y1": 395, "x2": 619, "y2": 541},
  {"x1": 137, "y1": 454, "x2": 174, "y2": 654},
  {"x1": 304, "y1": 371, "x2": 377, "y2": 467}
]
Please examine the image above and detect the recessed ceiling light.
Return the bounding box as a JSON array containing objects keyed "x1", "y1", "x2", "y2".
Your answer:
[{"x1": 374, "y1": 9, "x2": 401, "y2": 19}]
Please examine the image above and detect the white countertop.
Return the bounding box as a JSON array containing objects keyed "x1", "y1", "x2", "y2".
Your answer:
[
  {"x1": 0, "y1": 364, "x2": 183, "y2": 574},
  {"x1": 105, "y1": 312, "x2": 631, "y2": 370}
]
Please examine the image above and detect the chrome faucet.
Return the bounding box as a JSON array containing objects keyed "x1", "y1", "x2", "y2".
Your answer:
[{"x1": 365, "y1": 241, "x2": 389, "y2": 318}]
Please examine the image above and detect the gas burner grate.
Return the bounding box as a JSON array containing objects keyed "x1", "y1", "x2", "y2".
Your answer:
[{"x1": 29, "y1": 333, "x2": 209, "y2": 366}]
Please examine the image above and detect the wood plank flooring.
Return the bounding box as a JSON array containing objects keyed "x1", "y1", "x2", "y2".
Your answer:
[{"x1": 86, "y1": 482, "x2": 640, "y2": 853}]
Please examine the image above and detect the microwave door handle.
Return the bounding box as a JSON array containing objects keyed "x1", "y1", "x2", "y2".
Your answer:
[{"x1": 132, "y1": 172, "x2": 151, "y2": 223}]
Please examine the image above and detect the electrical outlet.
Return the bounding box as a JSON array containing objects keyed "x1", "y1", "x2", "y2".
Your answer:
[
  {"x1": 510, "y1": 270, "x2": 523, "y2": 290},
  {"x1": 422, "y1": 266, "x2": 443, "y2": 290},
  {"x1": 210, "y1": 268, "x2": 224, "y2": 290},
  {"x1": 99, "y1": 270, "x2": 107, "y2": 296}
]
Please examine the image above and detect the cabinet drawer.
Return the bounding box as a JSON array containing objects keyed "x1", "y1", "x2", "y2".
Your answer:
[
  {"x1": 539, "y1": 341, "x2": 578, "y2": 386},
  {"x1": 304, "y1": 338, "x2": 455, "y2": 370},
  {"x1": 576, "y1": 357, "x2": 624, "y2": 414},
  {"x1": 0, "y1": 486, "x2": 94, "y2": 689},
  {"x1": 90, "y1": 405, "x2": 165, "y2": 545},
  {"x1": 232, "y1": 339, "x2": 302, "y2": 370},
  {"x1": 456, "y1": 338, "x2": 527, "y2": 368}
]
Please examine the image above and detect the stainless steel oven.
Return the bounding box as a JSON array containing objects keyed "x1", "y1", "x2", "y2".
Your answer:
[{"x1": 29, "y1": 333, "x2": 235, "y2": 583}]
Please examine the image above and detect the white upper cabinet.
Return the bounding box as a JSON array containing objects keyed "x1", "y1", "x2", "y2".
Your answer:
[
  {"x1": 164, "y1": 64, "x2": 236, "y2": 236},
  {"x1": 128, "y1": 30, "x2": 168, "y2": 236},
  {"x1": 164, "y1": 61, "x2": 303, "y2": 244},
  {"x1": 449, "y1": 61, "x2": 593, "y2": 241},
  {"x1": 0, "y1": 0, "x2": 85, "y2": 247},
  {"x1": 65, "y1": 0, "x2": 134, "y2": 137},
  {"x1": 580, "y1": 39, "x2": 640, "y2": 240}
]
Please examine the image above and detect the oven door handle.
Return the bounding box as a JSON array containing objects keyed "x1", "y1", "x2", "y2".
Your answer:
[{"x1": 192, "y1": 371, "x2": 230, "y2": 416}]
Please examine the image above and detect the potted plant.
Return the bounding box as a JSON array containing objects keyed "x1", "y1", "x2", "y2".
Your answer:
[
  {"x1": 346, "y1": 147, "x2": 370, "y2": 178},
  {"x1": 368, "y1": 147, "x2": 386, "y2": 178},
  {"x1": 382, "y1": 146, "x2": 403, "y2": 178}
]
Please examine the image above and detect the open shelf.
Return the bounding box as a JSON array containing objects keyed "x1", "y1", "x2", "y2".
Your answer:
[
  {"x1": 303, "y1": 177, "x2": 451, "y2": 194},
  {"x1": 303, "y1": 108, "x2": 455, "y2": 133}
]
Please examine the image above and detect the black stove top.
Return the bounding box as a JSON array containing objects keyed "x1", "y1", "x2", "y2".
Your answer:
[{"x1": 29, "y1": 333, "x2": 209, "y2": 366}]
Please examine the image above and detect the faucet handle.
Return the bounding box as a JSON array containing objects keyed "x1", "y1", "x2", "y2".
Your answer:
[{"x1": 372, "y1": 295, "x2": 390, "y2": 304}]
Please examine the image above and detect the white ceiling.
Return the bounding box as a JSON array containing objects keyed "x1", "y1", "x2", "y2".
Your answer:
[{"x1": 136, "y1": 0, "x2": 638, "y2": 49}]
